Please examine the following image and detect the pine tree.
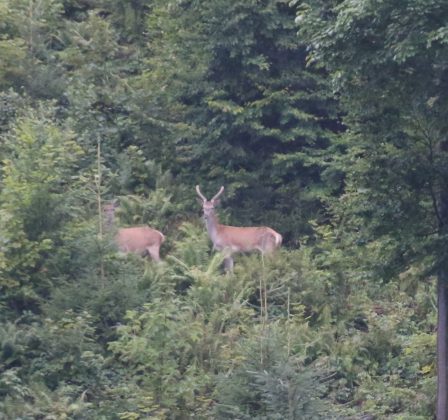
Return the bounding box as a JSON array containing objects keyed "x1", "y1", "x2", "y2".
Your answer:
[
  {"x1": 298, "y1": 0, "x2": 448, "y2": 416},
  {"x1": 144, "y1": 0, "x2": 339, "y2": 242}
]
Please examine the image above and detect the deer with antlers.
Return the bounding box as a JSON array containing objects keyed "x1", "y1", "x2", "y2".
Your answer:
[
  {"x1": 196, "y1": 185, "x2": 282, "y2": 270},
  {"x1": 103, "y1": 201, "x2": 165, "y2": 262}
]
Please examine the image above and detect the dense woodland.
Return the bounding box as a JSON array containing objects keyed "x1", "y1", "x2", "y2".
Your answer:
[{"x1": 0, "y1": 0, "x2": 447, "y2": 418}]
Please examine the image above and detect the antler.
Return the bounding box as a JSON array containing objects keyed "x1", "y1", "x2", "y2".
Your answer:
[
  {"x1": 196, "y1": 185, "x2": 207, "y2": 202},
  {"x1": 196, "y1": 185, "x2": 225, "y2": 203},
  {"x1": 211, "y1": 186, "x2": 224, "y2": 203}
]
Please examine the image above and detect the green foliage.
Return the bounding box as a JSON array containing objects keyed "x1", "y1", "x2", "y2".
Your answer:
[
  {"x1": 0, "y1": 105, "x2": 84, "y2": 310},
  {"x1": 297, "y1": 0, "x2": 448, "y2": 268},
  {"x1": 109, "y1": 298, "x2": 213, "y2": 418},
  {"x1": 144, "y1": 0, "x2": 339, "y2": 242},
  {"x1": 0, "y1": 0, "x2": 442, "y2": 418},
  {"x1": 214, "y1": 322, "x2": 328, "y2": 419},
  {"x1": 296, "y1": 3, "x2": 448, "y2": 413},
  {"x1": 0, "y1": 312, "x2": 101, "y2": 419},
  {"x1": 0, "y1": 0, "x2": 66, "y2": 96}
]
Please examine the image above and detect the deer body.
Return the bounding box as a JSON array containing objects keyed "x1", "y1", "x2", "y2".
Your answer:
[
  {"x1": 196, "y1": 186, "x2": 282, "y2": 270},
  {"x1": 103, "y1": 203, "x2": 165, "y2": 262},
  {"x1": 115, "y1": 226, "x2": 165, "y2": 261},
  {"x1": 205, "y1": 213, "x2": 281, "y2": 254}
]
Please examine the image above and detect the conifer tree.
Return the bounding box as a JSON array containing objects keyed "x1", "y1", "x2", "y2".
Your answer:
[
  {"x1": 298, "y1": 0, "x2": 448, "y2": 416},
  {"x1": 144, "y1": 0, "x2": 339, "y2": 241}
]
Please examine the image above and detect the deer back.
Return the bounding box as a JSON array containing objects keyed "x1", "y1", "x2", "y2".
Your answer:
[{"x1": 216, "y1": 225, "x2": 282, "y2": 253}]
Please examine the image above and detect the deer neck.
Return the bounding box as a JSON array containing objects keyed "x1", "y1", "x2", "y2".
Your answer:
[{"x1": 205, "y1": 211, "x2": 221, "y2": 243}]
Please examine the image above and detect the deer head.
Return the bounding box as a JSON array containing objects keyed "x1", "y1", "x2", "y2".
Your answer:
[{"x1": 196, "y1": 185, "x2": 224, "y2": 220}]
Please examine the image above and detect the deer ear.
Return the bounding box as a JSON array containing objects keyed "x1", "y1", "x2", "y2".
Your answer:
[{"x1": 212, "y1": 198, "x2": 221, "y2": 206}]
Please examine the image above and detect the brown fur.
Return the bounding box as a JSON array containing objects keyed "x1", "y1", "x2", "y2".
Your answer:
[
  {"x1": 104, "y1": 202, "x2": 165, "y2": 262},
  {"x1": 116, "y1": 226, "x2": 165, "y2": 261},
  {"x1": 196, "y1": 185, "x2": 282, "y2": 270}
]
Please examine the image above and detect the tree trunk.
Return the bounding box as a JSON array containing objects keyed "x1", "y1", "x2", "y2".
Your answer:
[{"x1": 437, "y1": 270, "x2": 448, "y2": 420}]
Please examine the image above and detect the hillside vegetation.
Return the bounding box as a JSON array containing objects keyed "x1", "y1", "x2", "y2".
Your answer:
[{"x1": 1, "y1": 1, "x2": 446, "y2": 418}]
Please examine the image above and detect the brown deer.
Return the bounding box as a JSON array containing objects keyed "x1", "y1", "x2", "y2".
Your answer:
[
  {"x1": 196, "y1": 185, "x2": 282, "y2": 270},
  {"x1": 103, "y1": 201, "x2": 165, "y2": 262}
]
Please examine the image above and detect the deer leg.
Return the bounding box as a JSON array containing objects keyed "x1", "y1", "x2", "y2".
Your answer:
[
  {"x1": 146, "y1": 245, "x2": 161, "y2": 262},
  {"x1": 260, "y1": 233, "x2": 277, "y2": 255},
  {"x1": 224, "y1": 256, "x2": 234, "y2": 272},
  {"x1": 221, "y1": 247, "x2": 234, "y2": 271}
]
